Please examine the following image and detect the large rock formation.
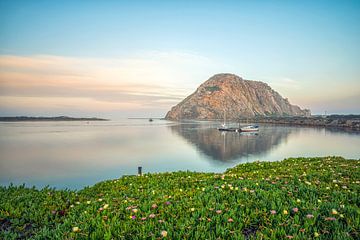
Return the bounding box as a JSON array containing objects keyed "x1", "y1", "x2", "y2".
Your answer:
[{"x1": 165, "y1": 73, "x2": 310, "y2": 120}]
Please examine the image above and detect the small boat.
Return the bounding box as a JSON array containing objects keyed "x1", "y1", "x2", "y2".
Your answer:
[
  {"x1": 218, "y1": 127, "x2": 240, "y2": 132},
  {"x1": 218, "y1": 111, "x2": 240, "y2": 131},
  {"x1": 240, "y1": 125, "x2": 259, "y2": 132},
  {"x1": 149, "y1": 118, "x2": 153, "y2": 122}
]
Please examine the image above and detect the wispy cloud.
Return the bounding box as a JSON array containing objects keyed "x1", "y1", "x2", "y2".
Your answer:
[
  {"x1": 270, "y1": 77, "x2": 302, "y2": 90},
  {"x1": 0, "y1": 51, "x2": 221, "y2": 117}
]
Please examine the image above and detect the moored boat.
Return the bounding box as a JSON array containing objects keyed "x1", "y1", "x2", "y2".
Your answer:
[{"x1": 240, "y1": 125, "x2": 259, "y2": 132}]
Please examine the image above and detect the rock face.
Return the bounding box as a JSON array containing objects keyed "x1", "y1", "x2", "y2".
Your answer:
[{"x1": 165, "y1": 73, "x2": 310, "y2": 120}]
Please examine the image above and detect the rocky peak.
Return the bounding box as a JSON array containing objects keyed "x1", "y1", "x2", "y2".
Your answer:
[{"x1": 165, "y1": 73, "x2": 310, "y2": 120}]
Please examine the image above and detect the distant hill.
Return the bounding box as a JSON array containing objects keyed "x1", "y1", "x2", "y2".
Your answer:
[
  {"x1": 0, "y1": 116, "x2": 109, "y2": 121},
  {"x1": 165, "y1": 73, "x2": 310, "y2": 120}
]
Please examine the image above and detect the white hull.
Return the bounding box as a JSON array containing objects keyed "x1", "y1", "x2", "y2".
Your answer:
[{"x1": 240, "y1": 125, "x2": 259, "y2": 132}]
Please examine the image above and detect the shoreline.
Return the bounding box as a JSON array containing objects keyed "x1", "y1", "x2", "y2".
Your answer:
[
  {"x1": 247, "y1": 116, "x2": 360, "y2": 131},
  {"x1": 0, "y1": 116, "x2": 109, "y2": 122},
  {"x1": 167, "y1": 115, "x2": 360, "y2": 131}
]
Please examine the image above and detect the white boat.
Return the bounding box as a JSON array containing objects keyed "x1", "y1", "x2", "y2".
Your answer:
[{"x1": 240, "y1": 125, "x2": 259, "y2": 132}]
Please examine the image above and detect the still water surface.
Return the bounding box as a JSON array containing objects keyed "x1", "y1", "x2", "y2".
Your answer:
[{"x1": 0, "y1": 119, "x2": 359, "y2": 189}]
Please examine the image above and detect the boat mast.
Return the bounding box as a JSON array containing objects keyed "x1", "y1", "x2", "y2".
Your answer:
[
  {"x1": 222, "y1": 110, "x2": 227, "y2": 128},
  {"x1": 224, "y1": 110, "x2": 226, "y2": 126}
]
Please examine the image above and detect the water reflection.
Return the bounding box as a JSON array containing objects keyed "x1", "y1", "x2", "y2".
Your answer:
[
  {"x1": 169, "y1": 123, "x2": 295, "y2": 161},
  {"x1": 1, "y1": 120, "x2": 358, "y2": 189}
]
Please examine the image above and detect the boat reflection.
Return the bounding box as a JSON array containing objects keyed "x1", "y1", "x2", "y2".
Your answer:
[{"x1": 169, "y1": 123, "x2": 295, "y2": 161}]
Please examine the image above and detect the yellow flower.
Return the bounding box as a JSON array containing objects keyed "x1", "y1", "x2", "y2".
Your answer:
[
  {"x1": 296, "y1": 199, "x2": 301, "y2": 203},
  {"x1": 283, "y1": 210, "x2": 288, "y2": 215},
  {"x1": 86, "y1": 201, "x2": 91, "y2": 204},
  {"x1": 190, "y1": 208, "x2": 195, "y2": 212},
  {"x1": 331, "y1": 209, "x2": 338, "y2": 215},
  {"x1": 103, "y1": 204, "x2": 109, "y2": 209},
  {"x1": 314, "y1": 232, "x2": 320, "y2": 237},
  {"x1": 72, "y1": 227, "x2": 80, "y2": 232}
]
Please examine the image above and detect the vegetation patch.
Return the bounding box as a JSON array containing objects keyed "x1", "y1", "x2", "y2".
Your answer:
[
  {"x1": 204, "y1": 86, "x2": 221, "y2": 92},
  {"x1": 1, "y1": 157, "x2": 359, "y2": 239}
]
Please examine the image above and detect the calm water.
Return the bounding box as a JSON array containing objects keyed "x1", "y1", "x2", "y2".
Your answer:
[{"x1": 0, "y1": 119, "x2": 359, "y2": 189}]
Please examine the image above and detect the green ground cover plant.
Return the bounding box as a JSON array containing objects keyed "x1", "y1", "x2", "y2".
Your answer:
[{"x1": 1, "y1": 157, "x2": 359, "y2": 239}]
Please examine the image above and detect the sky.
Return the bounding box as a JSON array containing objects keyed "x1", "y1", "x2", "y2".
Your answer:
[{"x1": 0, "y1": 0, "x2": 359, "y2": 118}]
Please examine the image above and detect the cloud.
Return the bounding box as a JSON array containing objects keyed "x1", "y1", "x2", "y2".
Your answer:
[
  {"x1": 270, "y1": 77, "x2": 302, "y2": 90},
  {"x1": 0, "y1": 52, "x2": 221, "y2": 117}
]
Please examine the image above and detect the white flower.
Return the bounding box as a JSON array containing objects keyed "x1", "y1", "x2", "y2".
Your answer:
[{"x1": 161, "y1": 230, "x2": 168, "y2": 237}]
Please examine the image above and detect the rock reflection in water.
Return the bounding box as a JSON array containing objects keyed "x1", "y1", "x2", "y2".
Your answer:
[{"x1": 169, "y1": 123, "x2": 294, "y2": 161}]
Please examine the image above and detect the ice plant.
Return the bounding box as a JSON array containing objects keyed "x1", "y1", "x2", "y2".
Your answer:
[{"x1": 1, "y1": 157, "x2": 358, "y2": 239}]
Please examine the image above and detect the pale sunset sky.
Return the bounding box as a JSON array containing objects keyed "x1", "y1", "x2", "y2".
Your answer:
[{"x1": 0, "y1": 0, "x2": 359, "y2": 118}]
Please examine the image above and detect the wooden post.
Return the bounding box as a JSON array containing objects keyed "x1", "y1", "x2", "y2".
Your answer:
[{"x1": 138, "y1": 166, "x2": 142, "y2": 176}]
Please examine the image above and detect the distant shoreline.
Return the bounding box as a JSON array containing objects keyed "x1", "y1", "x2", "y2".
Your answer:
[
  {"x1": 244, "y1": 115, "x2": 360, "y2": 131},
  {"x1": 167, "y1": 115, "x2": 360, "y2": 131},
  {"x1": 0, "y1": 116, "x2": 109, "y2": 122}
]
